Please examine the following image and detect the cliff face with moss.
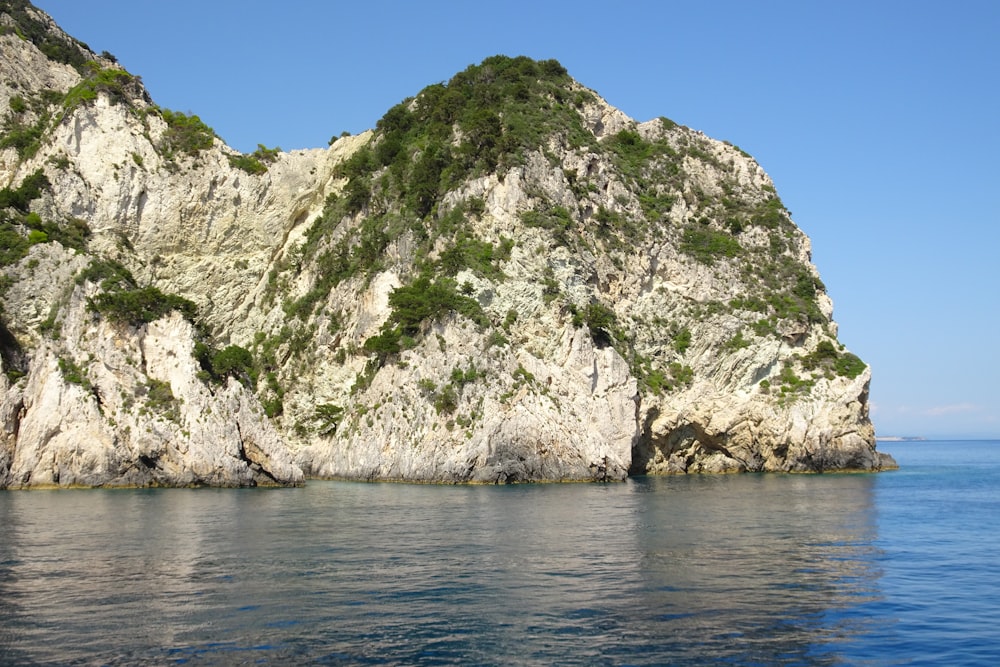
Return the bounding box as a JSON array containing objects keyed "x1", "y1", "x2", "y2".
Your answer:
[{"x1": 0, "y1": 2, "x2": 894, "y2": 487}]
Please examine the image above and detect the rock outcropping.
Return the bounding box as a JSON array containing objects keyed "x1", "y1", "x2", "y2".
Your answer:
[{"x1": 0, "y1": 2, "x2": 894, "y2": 487}]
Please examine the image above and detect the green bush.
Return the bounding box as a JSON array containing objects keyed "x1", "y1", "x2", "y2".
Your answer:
[
  {"x1": 723, "y1": 330, "x2": 750, "y2": 352},
  {"x1": 143, "y1": 378, "x2": 176, "y2": 413},
  {"x1": 0, "y1": 222, "x2": 32, "y2": 267},
  {"x1": 58, "y1": 357, "x2": 90, "y2": 389},
  {"x1": 522, "y1": 205, "x2": 573, "y2": 232},
  {"x1": 669, "y1": 362, "x2": 694, "y2": 387},
  {"x1": 210, "y1": 345, "x2": 255, "y2": 382},
  {"x1": 158, "y1": 109, "x2": 216, "y2": 157},
  {"x1": 363, "y1": 274, "x2": 488, "y2": 364},
  {"x1": 673, "y1": 328, "x2": 692, "y2": 354},
  {"x1": 93, "y1": 285, "x2": 197, "y2": 326},
  {"x1": 387, "y1": 274, "x2": 488, "y2": 335},
  {"x1": 76, "y1": 258, "x2": 134, "y2": 290},
  {"x1": 680, "y1": 225, "x2": 742, "y2": 264},
  {"x1": 436, "y1": 232, "x2": 509, "y2": 279},
  {"x1": 834, "y1": 353, "x2": 867, "y2": 379},
  {"x1": 362, "y1": 328, "x2": 402, "y2": 359},
  {"x1": 521, "y1": 205, "x2": 575, "y2": 247},
  {"x1": 433, "y1": 384, "x2": 458, "y2": 415},
  {"x1": 259, "y1": 367, "x2": 285, "y2": 418},
  {"x1": 573, "y1": 302, "x2": 618, "y2": 347},
  {"x1": 0, "y1": 117, "x2": 45, "y2": 158},
  {"x1": 0, "y1": 171, "x2": 91, "y2": 265},
  {"x1": 605, "y1": 129, "x2": 652, "y2": 174},
  {"x1": 604, "y1": 128, "x2": 680, "y2": 187},
  {"x1": 753, "y1": 317, "x2": 777, "y2": 337},
  {"x1": 642, "y1": 367, "x2": 669, "y2": 394},
  {"x1": 62, "y1": 63, "x2": 139, "y2": 110},
  {"x1": 406, "y1": 141, "x2": 450, "y2": 217},
  {"x1": 228, "y1": 144, "x2": 281, "y2": 174},
  {"x1": 228, "y1": 154, "x2": 266, "y2": 174},
  {"x1": 638, "y1": 193, "x2": 676, "y2": 221},
  {"x1": 0, "y1": 169, "x2": 51, "y2": 213},
  {"x1": 486, "y1": 330, "x2": 508, "y2": 348},
  {"x1": 314, "y1": 403, "x2": 345, "y2": 435},
  {"x1": 450, "y1": 363, "x2": 480, "y2": 388},
  {"x1": 52, "y1": 217, "x2": 91, "y2": 252},
  {"x1": 801, "y1": 340, "x2": 867, "y2": 379},
  {"x1": 195, "y1": 342, "x2": 258, "y2": 388},
  {"x1": 750, "y1": 197, "x2": 789, "y2": 230},
  {"x1": 777, "y1": 364, "x2": 814, "y2": 400},
  {"x1": 633, "y1": 357, "x2": 695, "y2": 395}
]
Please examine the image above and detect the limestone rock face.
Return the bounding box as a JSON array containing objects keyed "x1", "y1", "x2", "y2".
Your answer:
[
  {"x1": 0, "y1": 262, "x2": 302, "y2": 487},
  {"x1": 298, "y1": 320, "x2": 637, "y2": 483},
  {"x1": 0, "y1": 5, "x2": 894, "y2": 487}
]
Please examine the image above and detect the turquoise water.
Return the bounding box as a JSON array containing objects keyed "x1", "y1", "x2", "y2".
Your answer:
[{"x1": 1, "y1": 440, "x2": 998, "y2": 665}]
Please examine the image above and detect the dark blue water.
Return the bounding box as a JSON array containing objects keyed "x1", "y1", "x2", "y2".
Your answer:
[{"x1": 1, "y1": 440, "x2": 998, "y2": 665}]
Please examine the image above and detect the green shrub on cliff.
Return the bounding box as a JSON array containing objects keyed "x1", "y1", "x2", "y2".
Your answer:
[
  {"x1": 141, "y1": 378, "x2": 179, "y2": 422},
  {"x1": 0, "y1": 170, "x2": 90, "y2": 265},
  {"x1": 0, "y1": 222, "x2": 32, "y2": 266},
  {"x1": 802, "y1": 340, "x2": 867, "y2": 380},
  {"x1": 229, "y1": 144, "x2": 281, "y2": 174},
  {"x1": 680, "y1": 225, "x2": 742, "y2": 264},
  {"x1": 79, "y1": 258, "x2": 197, "y2": 326},
  {"x1": 0, "y1": 115, "x2": 46, "y2": 158},
  {"x1": 314, "y1": 403, "x2": 345, "y2": 435},
  {"x1": 62, "y1": 62, "x2": 139, "y2": 111},
  {"x1": 572, "y1": 301, "x2": 618, "y2": 348},
  {"x1": 158, "y1": 109, "x2": 215, "y2": 158},
  {"x1": 363, "y1": 274, "x2": 488, "y2": 364},
  {"x1": 93, "y1": 286, "x2": 197, "y2": 326},
  {"x1": 0, "y1": 169, "x2": 50, "y2": 213},
  {"x1": 57, "y1": 356, "x2": 91, "y2": 389},
  {"x1": 195, "y1": 342, "x2": 256, "y2": 387}
]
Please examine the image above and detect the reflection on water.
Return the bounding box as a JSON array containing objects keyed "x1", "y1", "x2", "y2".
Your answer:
[
  {"x1": 0, "y1": 474, "x2": 884, "y2": 665},
  {"x1": 628, "y1": 475, "x2": 884, "y2": 664}
]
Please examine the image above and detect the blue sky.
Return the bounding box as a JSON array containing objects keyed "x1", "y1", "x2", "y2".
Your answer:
[{"x1": 34, "y1": 1, "x2": 1000, "y2": 439}]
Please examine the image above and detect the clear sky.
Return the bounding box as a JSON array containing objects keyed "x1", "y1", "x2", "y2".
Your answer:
[{"x1": 33, "y1": 1, "x2": 1000, "y2": 439}]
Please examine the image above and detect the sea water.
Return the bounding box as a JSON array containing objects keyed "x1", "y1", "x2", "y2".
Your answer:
[{"x1": 1, "y1": 440, "x2": 998, "y2": 665}]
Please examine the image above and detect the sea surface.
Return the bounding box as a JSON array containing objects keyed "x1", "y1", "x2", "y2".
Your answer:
[{"x1": 1, "y1": 440, "x2": 999, "y2": 666}]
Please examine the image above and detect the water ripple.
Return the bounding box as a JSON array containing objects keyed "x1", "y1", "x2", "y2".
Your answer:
[{"x1": 1, "y1": 442, "x2": 999, "y2": 664}]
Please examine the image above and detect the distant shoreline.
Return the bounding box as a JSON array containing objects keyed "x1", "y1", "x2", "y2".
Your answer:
[{"x1": 877, "y1": 437, "x2": 1000, "y2": 443}]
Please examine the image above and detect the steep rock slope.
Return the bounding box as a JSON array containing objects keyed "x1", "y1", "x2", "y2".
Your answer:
[
  {"x1": 0, "y1": 3, "x2": 894, "y2": 486},
  {"x1": 0, "y1": 2, "x2": 302, "y2": 486}
]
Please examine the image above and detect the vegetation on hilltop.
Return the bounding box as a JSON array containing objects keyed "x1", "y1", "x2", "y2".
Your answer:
[
  {"x1": 0, "y1": 0, "x2": 90, "y2": 71},
  {"x1": 229, "y1": 144, "x2": 281, "y2": 174},
  {"x1": 333, "y1": 55, "x2": 595, "y2": 219},
  {"x1": 270, "y1": 58, "x2": 586, "y2": 310},
  {"x1": 61, "y1": 61, "x2": 144, "y2": 111},
  {"x1": 253, "y1": 54, "x2": 862, "y2": 404}
]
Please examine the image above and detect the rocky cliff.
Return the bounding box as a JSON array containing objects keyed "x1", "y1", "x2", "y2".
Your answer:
[{"x1": 0, "y1": 2, "x2": 895, "y2": 487}]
